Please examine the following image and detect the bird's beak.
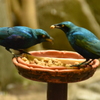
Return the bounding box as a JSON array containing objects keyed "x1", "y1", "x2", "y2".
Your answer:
[
  {"x1": 50, "y1": 24, "x2": 61, "y2": 29},
  {"x1": 45, "y1": 37, "x2": 53, "y2": 43}
]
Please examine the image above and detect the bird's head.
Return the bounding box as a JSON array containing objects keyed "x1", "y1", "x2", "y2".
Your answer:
[
  {"x1": 50, "y1": 21, "x2": 76, "y2": 33},
  {"x1": 35, "y1": 29, "x2": 53, "y2": 43}
]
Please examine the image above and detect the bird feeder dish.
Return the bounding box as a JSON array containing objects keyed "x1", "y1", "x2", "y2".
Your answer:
[{"x1": 13, "y1": 50, "x2": 99, "y2": 83}]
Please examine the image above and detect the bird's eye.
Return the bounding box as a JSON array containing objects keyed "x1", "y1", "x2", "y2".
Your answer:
[
  {"x1": 62, "y1": 25, "x2": 65, "y2": 27},
  {"x1": 37, "y1": 34, "x2": 46, "y2": 40},
  {"x1": 42, "y1": 35, "x2": 46, "y2": 38}
]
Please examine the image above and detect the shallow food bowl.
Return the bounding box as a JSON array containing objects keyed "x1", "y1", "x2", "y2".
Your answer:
[{"x1": 13, "y1": 50, "x2": 99, "y2": 83}]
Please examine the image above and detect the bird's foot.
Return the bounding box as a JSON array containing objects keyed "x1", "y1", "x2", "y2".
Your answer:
[
  {"x1": 21, "y1": 53, "x2": 35, "y2": 61},
  {"x1": 70, "y1": 59, "x2": 93, "y2": 69},
  {"x1": 12, "y1": 54, "x2": 20, "y2": 62},
  {"x1": 12, "y1": 53, "x2": 31, "y2": 63},
  {"x1": 12, "y1": 51, "x2": 31, "y2": 61},
  {"x1": 70, "y1": 64, "x2": 85, "y2": 69}
]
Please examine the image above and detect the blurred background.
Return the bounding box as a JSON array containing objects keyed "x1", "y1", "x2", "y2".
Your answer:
[{"x1": 0, "y1": 0, "x2": 100, "y2": 100}]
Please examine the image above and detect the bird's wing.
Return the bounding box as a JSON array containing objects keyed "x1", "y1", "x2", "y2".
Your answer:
[
  {"x1": 0, "y1": 27, "x2": 32, "y2": 41},
  {"x1": 0, "y1": 27, "x2": 34, "y2": 50},
  {"x1": 0, "y1": 27, "x2": 11, "y2": 40},
  {"x1": 74, "y1": 32, "x2": 100, "y2": 56}
]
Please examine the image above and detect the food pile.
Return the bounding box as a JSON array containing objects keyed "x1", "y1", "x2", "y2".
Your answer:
[{"x1": 21, "y1": 56, "x2": 80, "y2": 68}]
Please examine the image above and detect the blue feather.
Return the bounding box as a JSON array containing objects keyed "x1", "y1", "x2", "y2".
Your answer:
[
  {"x1": 0, "y1": 26, "x2": 53, "y2": 55},
  {"x1": 52, "y1": 21, "x2": 100, "y2": 59}
]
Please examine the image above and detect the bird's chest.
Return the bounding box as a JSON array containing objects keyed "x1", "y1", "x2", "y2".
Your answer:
[
  {"x1": 68, "y1": 34, "x2": 76, "y2": 46},
  {"x1": 67, "y1": 34, "x2": 83, "y2": 51}
]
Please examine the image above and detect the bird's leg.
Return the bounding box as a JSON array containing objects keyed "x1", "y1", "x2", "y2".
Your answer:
[
  {"x1": 6, "y1": 48, "x2": 31, "y2": 61},
  {"x1": 5, "y1": 47, "x2": 13, "y2": 54},
  {"x1": 6, "y1": 48, "x2": 18, "y2": 58},
  {"x1": 19, "y1": 49, "x2": 31, "y2": 55},
  {"x1": 83, "y1": 59, "x2": 94, "y2": 66},
  {"x1": 70, "y1": 59, "x2": 93, "y2": 68},
  {"x1": 5, "y1": 48, "x2": 19, "y2": 60},
  {"x1": 12, "y1": 50, "x2": 31, "y2": 61},
  {"x1": 70, "y1": 60, "x2": 88, "y2": 67}
]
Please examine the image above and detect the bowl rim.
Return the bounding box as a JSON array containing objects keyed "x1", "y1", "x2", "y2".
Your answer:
[{"x1": 12, "y1": 50, "x2": 100, "y2": 72}]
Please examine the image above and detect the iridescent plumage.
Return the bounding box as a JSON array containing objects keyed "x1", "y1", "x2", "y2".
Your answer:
[
  {"x1": 0, "y1": 26, "x2": 53, "y2": 55},
  {"x1": 51, "y1": 21, "x2": 100, "y2": 67}
]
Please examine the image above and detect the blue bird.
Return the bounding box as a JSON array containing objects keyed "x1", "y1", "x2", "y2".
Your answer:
[
  {"x1": 51, "y1": 21, "x2": 100, "y2": 67},
  {"x1": 0, "y1": 26, "x2": 53, "y2": 55}
]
